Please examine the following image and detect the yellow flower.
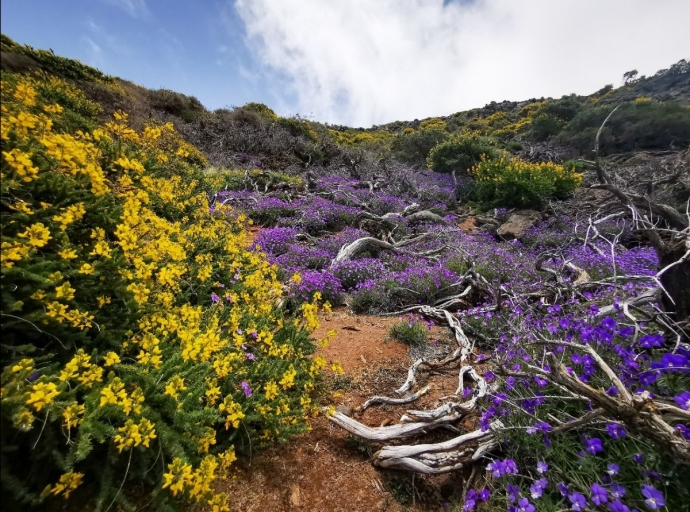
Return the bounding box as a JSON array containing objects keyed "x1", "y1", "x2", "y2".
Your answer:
[
  {"x1": 162, "y1": 458, "x2": 192, "y2": 496},
  {"x1": 11, "y1": 358, "x2": 34, "y2": 374},
  {"x1": 113, "y1": 418, "x2": 157, "y2": 452},
  {"x1": 43, "y1": 103, "x2": 64, "y2": 114},
  {"x1": 279, "y1": 365, "x2": 297, "y2": 390},
  {"x1": 97, "y1": 296, "x2": 111, "y2": 308},
  {"x1": 2, "y1": 148, "x2": 39, "y2": 182},
  {"x1": 8, "y1": 200, "x2": 34, "y2": 215},
  {"x1": 62, "y1": 403, "x2": 86, "y2": 428},
  {"x1": 17, "y1": 222, "x2": 51, "y2": 247},
  {"x1": 49, "y1": 471, "x2": 84, "y2": 499},
  {"x1": 264, "y1": 381, "x2": 279, "y2": 401},
  {"x1": 79, "y1": 263, "x2": 95, "y2": 275},
  {"x1": 58, "y1": 248, "x2": 78, "y2": 259},
  {"x1": 55, "y1": 282, "x2": 76, "y2": 301},
  {"x1": 25, "y1": 381, "x2": 60, "y2": 411},
  {"x1": 164, "y1": 376, "x2": 187, "y2": 400},
  {"x1": 219, "y1": 397, "x2": 245, "y2": 429},
  {"x1": 13, "y1": 82, "x2": 37, "y2": 106}
]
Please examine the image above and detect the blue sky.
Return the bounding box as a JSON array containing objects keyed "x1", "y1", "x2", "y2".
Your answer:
[
  {"x1": 1, "y1": 0, "x2": 279, "y2": 111},
  {"x1": 2, "y1": 1, "x2": 689, "y2": 127}
]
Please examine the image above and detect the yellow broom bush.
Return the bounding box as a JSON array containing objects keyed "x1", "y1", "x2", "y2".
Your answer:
[{"x1": 1, "y1": 70, "x2": 332, "y2": 510}]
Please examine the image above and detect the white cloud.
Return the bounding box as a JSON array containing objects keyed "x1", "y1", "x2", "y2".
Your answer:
[
  {"x1": 234, "y1": 0, "x2": 690, "y2": 127},
  {"x1": 101, "y1": 0, "x2": 149, "y2": 18}
]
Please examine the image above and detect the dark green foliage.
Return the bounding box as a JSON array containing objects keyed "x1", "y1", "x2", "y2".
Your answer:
[
  {"x1": 148, "y1": 88, "x2": 205, "y2": 122},
  {"x1": 427, "y1": 134, "x2": 498, "y2": 173},
  {"x1": 391, "y1": 128, "x2": 449, "y2": 164},
  {"x1": 559, "y1": 100, "x2": 690, "y2": 154}
]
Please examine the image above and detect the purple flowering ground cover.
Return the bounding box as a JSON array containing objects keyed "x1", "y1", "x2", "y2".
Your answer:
[{"x1": 215, "y1": 167, "x2": 689, "y2": 512}]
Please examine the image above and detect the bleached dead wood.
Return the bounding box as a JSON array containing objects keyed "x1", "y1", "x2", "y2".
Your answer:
[
  {"x1": 332, "y1": 237, "x2": 400, "y2": 264},
  {"x1": 362, "y1": 386, "x2": 430, "y2": 411},
  {"x1": 328, "y1": 410, "x2": 463, "y2": 442}
]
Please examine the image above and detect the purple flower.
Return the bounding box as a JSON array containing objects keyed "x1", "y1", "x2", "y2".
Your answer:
[
  {"x1": 462, "y1": 498, "x2": 476, "y2": 511},
  {"x1": 674, "y1": 391, "x2": 690, "y2": 410},
  {"x1": 609, "y1": 500, "x2": 631, "y2": 512},
  {"x1": 606, "y1": 463, "x2": 620, "y2": 476},
  {"x1": 535, "y1": 478, "x2": 548, "y2": 489},
  {"x1": 607, "y1": 423, "x2": 627, "y2": 439},
  {"x1": 633, "y1": 453, "x2": 644, "y2": 464},
  {"x1": 537, "y1": 461, "x2": 549, "y2": 474},
  {"x1": 506, "y1": 483, "x2": 520, "y2": 502},
  {"x1": 211, "y1": 293, "x2": 220, "y2": 303},
  {"x1": 641, "y1": 485, "x2": 665, "y2": 509},
  {"x1": 527, "y1": 421, "x2": 551, "y2": 435},
  {"x1": 479, "y1": 488, "x2": 490, "y2": 502},
  {"x1": 558, "y1": 482, "x2": 571, "y2": 497},
  {"x1": 534, "y1": 376, "x2": 549, "y2": 388},
  {"x1": 487, "y1": 460, "x2": 504, "y2": 477},
  {"x1": 225, "y1": 295, "x2": 233, "y2": 302},
  {"x1": 569, "y1": 492, "x2": 588, "y2": 511},
  {"x1": 606, "y1": 386, "x2": 620, "y2": 396},
  {"x1": 653, "y1": 352, "x2": 689, "y2": 373},
  {"x1": 591, "y1": 483, "x2": 608, "y2": 505},
  {"x1": 639, "y1": 333, "x2": 664, "y2": 349},
  {"x1": 586, "y1": 437, "x2": 604, "y2": 454},
  {"x1": 240, "y1": 381, "x2": 252, "y2": 397},
  {"x1": 517, "y1": 498, "x2": 535, "y2": 512},
  {"x1": 610, "y1": 484, "x2": 626, "y2": 499},
  {"x1": 246, "y1": 352, "x2": 255, "y2": 361},
  {"x1": 530, "y1": 483, "x2": 543, "y2": 499},
  {"x1": 601, "y1": 317, "x2": 617, "y2": 331}
]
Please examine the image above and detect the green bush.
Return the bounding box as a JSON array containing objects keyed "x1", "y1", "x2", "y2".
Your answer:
[
  {"x1": 392, "y1": 127, "x2": 448, "y2": 164},
  {"x1": 427, "y1": 134, "x2": 498, "y2": 174},
  {"x1": 559, "y1": 100, "x2": 690, "y2": 154},
  {"x1": 470, "y1": 154, "x2": 583, "y2": 208},
  {"x1": 390, "y1": 319, "x2": 428, "y2": 346},
  {"x1": 148, "y1": 88, "x2": 206, "y2": 122}
]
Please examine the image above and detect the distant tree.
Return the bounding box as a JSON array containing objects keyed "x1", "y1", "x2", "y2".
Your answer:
[{"x1": 623, "y1": 69, "x2": 639, "y2": 85}]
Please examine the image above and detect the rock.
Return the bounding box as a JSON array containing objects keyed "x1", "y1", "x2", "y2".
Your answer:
[
  {"x1": 496, "y1": 210, "x2": 542, "y2": 240},
  {"x1": 336, "y1": 405, "x2": 354, "y2": 417}
]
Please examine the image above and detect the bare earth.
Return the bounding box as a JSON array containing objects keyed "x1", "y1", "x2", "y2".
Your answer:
[{"x1": 215, "y1": 309, "x2": 475, "y2": 512}]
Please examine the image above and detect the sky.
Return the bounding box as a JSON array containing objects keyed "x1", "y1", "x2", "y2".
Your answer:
[{"x1": 2, "y1": 0, "x2": 689, "y2": 127}]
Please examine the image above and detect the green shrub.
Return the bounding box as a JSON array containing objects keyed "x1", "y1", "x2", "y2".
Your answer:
[
  {"x1": 391, "y1": 127, "x2": 448, "y2": 164},
  {"x1": 148, "y1": 88, "x2": 206, "y2": 122},
  {"x1": 427, "y1": 134, "x2": 498, "y2": 174},
  {"x1": 390, "y1": 319, "x2": 428, "y2": 346},
  {"x1": 242, "y1": 102, "x2": 279, "y2": 121},
  {"x1": 559, "y1": 100, "x2": 690, "y2": 154},
  {"x1": 470, "y1": 154, "x2": 583, "y2": 208}
]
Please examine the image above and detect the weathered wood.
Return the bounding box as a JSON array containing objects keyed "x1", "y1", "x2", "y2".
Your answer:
[{"x1": 362, "y1": 386, "x2": 430, "y2": 411}]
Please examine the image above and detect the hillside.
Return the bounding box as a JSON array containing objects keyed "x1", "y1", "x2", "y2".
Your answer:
[{"x1": 1, "y1": 35, "x2": 689, "y2": 512}]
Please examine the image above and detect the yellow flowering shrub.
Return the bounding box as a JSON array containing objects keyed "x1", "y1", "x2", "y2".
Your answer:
[
  {"x1": 470, "y1": 153, "x2": 583, "y2": 208},
  {"x1": 1, "y1": 70, "x2": 326, "y2": 510}
]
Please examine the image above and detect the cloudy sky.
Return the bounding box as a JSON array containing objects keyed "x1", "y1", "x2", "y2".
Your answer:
[{"x1": 2, "y1": 0, "x2": 689, "y2": 126}]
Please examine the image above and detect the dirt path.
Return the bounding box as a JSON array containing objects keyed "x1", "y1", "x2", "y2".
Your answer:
[{"x1": 216, "y1": 310, "x2": 469, "y2": 512}]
